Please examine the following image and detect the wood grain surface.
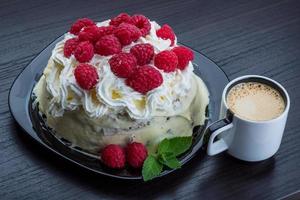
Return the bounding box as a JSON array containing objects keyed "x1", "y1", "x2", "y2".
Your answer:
[{"x1": 1, "y1": 0, "x2": 300, "y2": 199}]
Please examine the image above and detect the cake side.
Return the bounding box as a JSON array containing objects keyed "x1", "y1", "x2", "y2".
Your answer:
[
  {"x1": 33, "y1": 15, "x2": 209, "y2": 154},
  {"x1": 34, "y1": 71, "x2": 209, "y2": 153}
]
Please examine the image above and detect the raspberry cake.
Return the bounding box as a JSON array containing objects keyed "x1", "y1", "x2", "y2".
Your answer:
[{"x1": 33, "y1": 13, "x2": 209, "y2": 154}]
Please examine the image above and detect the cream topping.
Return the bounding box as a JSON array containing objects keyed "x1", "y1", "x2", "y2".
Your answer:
[{"x1": 39, "y1": 20, "x2": 195, "y2": 119}]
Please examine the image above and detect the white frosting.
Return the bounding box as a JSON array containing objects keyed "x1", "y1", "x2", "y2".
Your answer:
[{"x1": 42, "y1": 20, "x2": 195, "y2": 119}]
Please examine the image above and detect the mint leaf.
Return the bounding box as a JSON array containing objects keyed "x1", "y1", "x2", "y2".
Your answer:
[
  {"x1": 142, "y1": 136, "x2": 193, "y2": 181},
  {"x1": 158, "y1": 152, "x2": 175, "y2": 163},
  {"x1": 157, "y1": 138, "x2": 170, "y2": 154},
  {"x1": 142, "y1": 155, "x2": 163, "y2": 181},
  {"x1": 160, "y1": 155, "x2": 181, "y2": 169},
  {"x1": 158, "y1": 136, "x2": 193, "y2": 156}
]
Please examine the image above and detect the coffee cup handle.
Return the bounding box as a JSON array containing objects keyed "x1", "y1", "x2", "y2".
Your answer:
[{"x1": 206, "y1": 119, "x2": 233, "y2": 156}]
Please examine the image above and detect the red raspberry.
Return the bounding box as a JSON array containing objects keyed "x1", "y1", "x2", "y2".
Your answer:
[
  {"x1": 126, "y1": 142, "x2": 148, "y2": 168},
  {"x1": 126, "y1": 65, "x2": 163, "y2": 94},
  {"x1": 114, "y1": 23, "x2": 142, "y2": 45},
  {"x1": 109, "y1": 53, "x2": 137, "y2": 78},
  {"x1": 78, "y1": 25, "x2": 100, "y2": 43},
  {"x1": 131, "y1": 14, "x2": 151, "y2": 36},
  {"x1": 74, "y1": 64, "x2": 99, "y2": 90},
  {"x1": 109, "y1": 13, "x2": 132, "y2": 27},
  {"x1": 154, "y1": 50, "x2": 178, "y2": 72},
  {"x1": 130, "y1": 43, "x2": 154, "y2": 65},
  {"x1": 172, "y1": 46, "x2": 194, "y2": 70},
  {"x1": 156, "y1": 24, "x2": 176, "y2": 46},
  {"x1": 101, "y1": 144, "x2": 126, "y2": 169},
  {"x1": 95, "y1": 35, "x2": 122, "y2": 56},
  {"x1": 98, "y1": 25, "x2": 115, "y2": 38},
  {"x1": 63, "y1": 38, "x2": 79, "y2": 58},
  {"x1": 70, "y1": 18, "x2": 95, "y2": 35},
  {"x1": 74, "y1": 41, "x2": 94, "y2": 62}
]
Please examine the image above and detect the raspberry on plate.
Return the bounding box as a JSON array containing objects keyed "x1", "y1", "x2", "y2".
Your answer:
[
  {"x1": 126, "y1": 65, "x2": 163, "y2": 94},
  {"x1": 109, "y1": 13, "x2": 132, "y2": 27},
  {"x1": 109, "y1": 53, "x2": 137, "y2": 78},
  {"x1": 74, "y1": 63, "x2": 99, "y2": 90},
  {"x1": 172, "y1": 46, "x2": 194, "y2": 70},
  {"x1": 154, "y1": 50, "x2": 178, "y2": 72},
  {"x1": 69, "y1": 18, "x2": 95, "y2": 35},
  {"x1": 74, "y1": 41, "x2": 94, "y2": 62},
  {"x1": 63, "y1": 38, "x2": 79, "y2": 58},
  {"x1": 95, "y1": 35, "x2": 122, "y2": 56},
  {"x1": 101, "y1": 144, "x2": 126, "y2": 169},
  {"x1": 156, "y1": 24, "x2": 176, "y2": 46},
  {"x1": 130, "y1": 43, "x2": 154, "y2": 65},
  {"x1": 126, "y1": 142, "x2": 148, "y2": 168},
  {"x1": 114, "y1": 23, "x2": 142, "y2": 45},
  {"x1": 131, "y1": 14, "x2": 151, "y2": 36},
  {"x1": 78, "y1": 25, "x2": 100, "y2": 43}
]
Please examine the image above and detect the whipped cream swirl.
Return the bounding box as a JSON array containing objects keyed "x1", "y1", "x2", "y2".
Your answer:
[{"x1": 41, "y1": 20, "x2": 194, "y2": 119}]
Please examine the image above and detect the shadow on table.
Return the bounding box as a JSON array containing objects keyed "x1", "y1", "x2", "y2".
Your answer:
[
  {"x1": 13, "y1": 123, "x2": 207, "y2": 199},
  {"x1": 192, "y1": 152, "x2": 276, "y2": 199}
]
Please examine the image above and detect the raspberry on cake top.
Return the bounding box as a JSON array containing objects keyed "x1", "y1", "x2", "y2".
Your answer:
[{"x1": 33, "y1": 13, "x2": 209, "y2": 153}]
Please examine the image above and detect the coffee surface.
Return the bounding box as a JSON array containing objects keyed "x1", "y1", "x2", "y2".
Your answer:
[{"x1": 227, "y1": 82, "x2": 285, "y2": 121}]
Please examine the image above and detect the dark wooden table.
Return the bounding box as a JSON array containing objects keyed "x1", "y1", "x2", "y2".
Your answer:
[{"x1": 1, "y1": 0, "x2": 300, "y2": 199}]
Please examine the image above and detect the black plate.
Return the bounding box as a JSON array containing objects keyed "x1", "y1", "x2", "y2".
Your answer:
[{"x1": 8, "y1": 35, "x2": 229, "y2": 180}]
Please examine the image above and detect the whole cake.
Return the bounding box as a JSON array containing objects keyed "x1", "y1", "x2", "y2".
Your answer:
[{"x1": 33, "y1": 13, "x2": 209, "y2": 154}]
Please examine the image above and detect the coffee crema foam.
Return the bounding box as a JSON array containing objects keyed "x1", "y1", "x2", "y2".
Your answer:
[{"x1": 226, "y1": 82, "x2": 285, "y2": 121}]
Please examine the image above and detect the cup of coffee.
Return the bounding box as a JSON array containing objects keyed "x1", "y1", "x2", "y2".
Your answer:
[{"x1": 206, "y1": 75, "x2": 290, "y2": 161}]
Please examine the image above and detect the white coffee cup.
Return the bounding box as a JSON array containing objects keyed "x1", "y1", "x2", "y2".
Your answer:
[{"x1": 206, "y1": 75, "x2": 290, "y2": 162}]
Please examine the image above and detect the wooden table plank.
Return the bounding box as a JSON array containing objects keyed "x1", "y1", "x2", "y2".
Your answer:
[{"x1": 1, "y1": 0, "x2": 299, "y2": 199}]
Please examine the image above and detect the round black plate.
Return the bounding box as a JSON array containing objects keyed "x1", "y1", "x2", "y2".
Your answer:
[{"x1": 8, "y1": 35, "x2": 229, "y2": 180}]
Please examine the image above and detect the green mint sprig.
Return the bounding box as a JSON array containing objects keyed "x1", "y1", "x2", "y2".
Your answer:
[{"x1": 142, "y1": 136, "x2": 192, "y2": 181}]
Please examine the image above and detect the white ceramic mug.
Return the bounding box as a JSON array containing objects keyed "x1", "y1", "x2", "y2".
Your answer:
[{"x1": 206, "y1": 75, "x2": 290, "y2": 162}]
